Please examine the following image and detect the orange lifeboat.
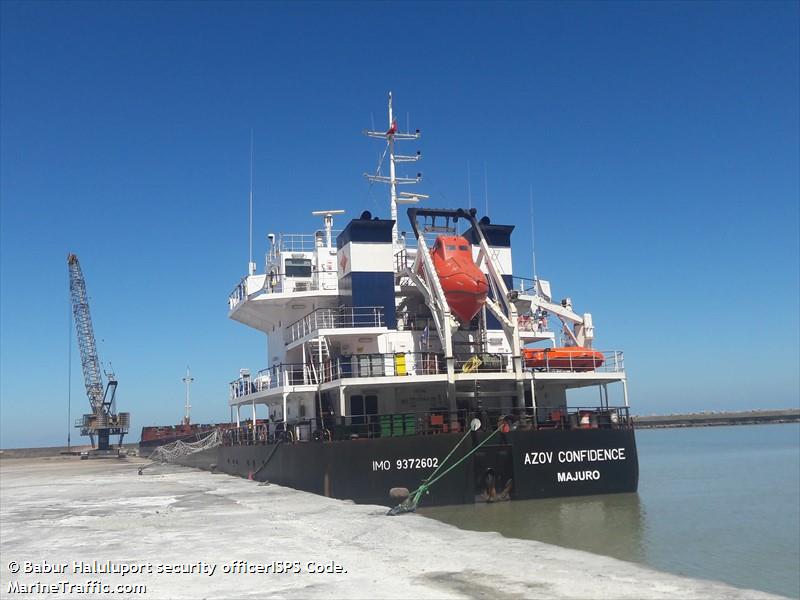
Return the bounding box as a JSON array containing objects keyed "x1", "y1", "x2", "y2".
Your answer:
[
  {"x1": 430, "y1": 235, "x2": 488, "y2": 323},
  {"x1": 523, "y1": 347, "x2": 605, "y2": 371}
]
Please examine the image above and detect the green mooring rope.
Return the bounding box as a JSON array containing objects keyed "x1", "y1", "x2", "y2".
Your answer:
[
  {"x1": 387, "y1": 423, "x2": 503, "y2": 515},
  {"x1": 420, "y1": 426, "x2": 473, "y2": 484}
]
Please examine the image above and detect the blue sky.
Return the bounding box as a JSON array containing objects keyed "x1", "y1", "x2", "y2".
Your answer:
[{"x1": 1, "y1": 1, "x2": 798, "y2": 448}]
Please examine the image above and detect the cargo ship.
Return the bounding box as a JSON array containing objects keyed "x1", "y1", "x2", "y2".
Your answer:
[
  {"x1": 174, "y1": 93, "x2": 639, "y2": 507},
  {"x1": 139, "y1": 368, "x2": 233, "y2": 456},
  {"x1": 139, "y1": 421, "x2": 231, "y2": 456}
]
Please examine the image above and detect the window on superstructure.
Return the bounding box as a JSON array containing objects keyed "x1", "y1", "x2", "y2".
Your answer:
[{"x1": 284, "y1": 258, "x2": 312, "y2": 277}]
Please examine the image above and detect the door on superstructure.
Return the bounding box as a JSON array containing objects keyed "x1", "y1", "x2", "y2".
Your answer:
[
  {"x1": 349, "y1": 394, "x2": 378, "y2": 438},
  {"x1": 315, "y1": 391, "x2": 335, "y2": 440},
  {"x1": 350, "y1": 395, "x2": 364, "y2": 427},
  {"x1": 364, "y1": 395, "x2": 378, "y2": 437}
]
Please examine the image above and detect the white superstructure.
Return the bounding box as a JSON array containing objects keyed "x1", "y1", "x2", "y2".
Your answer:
[{"x1": 225, "y1": 94, "x2": 629, "y2": 441}]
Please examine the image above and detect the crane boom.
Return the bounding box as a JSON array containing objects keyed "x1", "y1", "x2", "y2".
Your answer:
[
  {"x1": 67, "y1": 253, "x2": 129, "y2": 454},
  {"x1": 68, "y1": 254, "x2": 105, "y2": 411}
]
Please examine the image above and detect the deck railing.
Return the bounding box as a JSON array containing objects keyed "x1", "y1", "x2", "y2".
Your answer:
[
  {"x1": 277, "y1": 231, "x2": 342, "y2": 253},
  {"x1": 229, "y1": 350, "x2": 625, "y2": 400},
  {"x1": 229, "y1": 363, "x2": 320, "y2": 400},
  {"x1": 220, "y1": 405, "x2": 633, "y2": 448},
  {"x1": 229, "y1": 270, "x2": 339, "y2": 309},
  {"x1": 286, "y1": 306, "x2": 385, "y2": 343},
  {"x1": 509, "y1": 275, "x2": 539, "y2": 294},
  {"x1": 228, "y1": 276, "x2": 250, "y2": 310},
  {"x1": 319, "y1": 352, "x2": 446, "y2": 382},
  {"x1": 528, "y1": 350, "x2": 624, "y2": 373},
  {"x1": 521, "y1": 406, "x2": 633, "y2": 430},
  {"x1": 229, "y1": 354, "x2": 446, "y2": 400},
  {"x1": 517, "y1": 314, "x2": 552, "y2": 335}
]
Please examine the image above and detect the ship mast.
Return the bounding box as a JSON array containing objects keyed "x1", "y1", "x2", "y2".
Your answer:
[
  {"x1": 182, "y1": 366, "x2": 194, "y2": 426},
  {"x1": 364, "y1": 92, "x2": 429, "y2": 248}
]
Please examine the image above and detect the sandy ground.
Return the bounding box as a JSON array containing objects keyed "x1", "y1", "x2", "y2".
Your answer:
[{"x1": 0, "y1": 457, "x2": 782, "y2": 599}]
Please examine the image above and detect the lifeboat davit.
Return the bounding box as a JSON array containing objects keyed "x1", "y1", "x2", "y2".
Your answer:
[
  {"x1": 430, "y1": 235, "x2": 488, "y2": 323},
  {"x1": 523, "y1": 347, "x2": 605, "y2": 371}
]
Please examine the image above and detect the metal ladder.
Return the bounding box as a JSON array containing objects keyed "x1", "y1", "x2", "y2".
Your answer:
[{"x1": 305, "y1": 337, "x2": 330, "y2": 384}]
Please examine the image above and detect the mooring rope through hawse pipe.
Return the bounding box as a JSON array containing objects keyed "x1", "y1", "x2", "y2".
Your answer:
[{"x1": 387, "y1": 421, "x2": 505, "y2": 516}]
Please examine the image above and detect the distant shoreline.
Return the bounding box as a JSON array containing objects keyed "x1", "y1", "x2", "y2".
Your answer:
[
  {"x1": 0, "y1": 442, "x2": 139, "y2": 459},
  {"x1": 1, "y1": 410, "x2": 798, "y2": 457},
  {"x1": 634, "y1": 408, "x2": 800, "y2": 429}
]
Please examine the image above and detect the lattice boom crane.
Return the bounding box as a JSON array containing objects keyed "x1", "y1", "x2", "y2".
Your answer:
[{"x1": 68, "y1": 253, "x2": 130, "y2": 454}]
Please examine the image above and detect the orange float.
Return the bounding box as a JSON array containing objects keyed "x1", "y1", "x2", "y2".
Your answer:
[
  {"x1": 430, "y1": 235, "x2": 488, "y2": 323},
  {"x1": 523, "y1": 347, "x2": 605, "y2": 371}
]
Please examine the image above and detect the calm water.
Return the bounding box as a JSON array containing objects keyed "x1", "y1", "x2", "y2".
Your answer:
[{"x1": 421, "y1": 424, "x2": 800, "y2": 598}]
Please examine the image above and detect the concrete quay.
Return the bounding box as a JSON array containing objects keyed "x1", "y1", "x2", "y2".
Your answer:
[{"x1": 0, "y1": 457, "x2": 783, "y2": 599}]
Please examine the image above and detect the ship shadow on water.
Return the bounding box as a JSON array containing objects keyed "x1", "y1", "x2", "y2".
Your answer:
[{"x1": 420, "y1": 493, "x2": 647, "y2": 566}]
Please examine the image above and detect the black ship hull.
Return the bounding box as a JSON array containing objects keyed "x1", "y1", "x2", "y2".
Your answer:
[{"x1": 176, "y1": 428, "x2": 638, "y2": 507}]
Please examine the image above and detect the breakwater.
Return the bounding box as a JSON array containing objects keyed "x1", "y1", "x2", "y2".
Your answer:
[
  {"x1": 0, "y1": 443, "x2": 139, "y2": 459},
  {"x1": 634, "y1": 408, "x2": 799, "y2": 429}
]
